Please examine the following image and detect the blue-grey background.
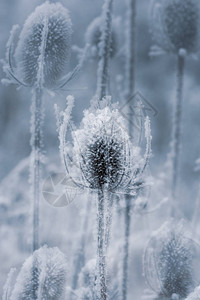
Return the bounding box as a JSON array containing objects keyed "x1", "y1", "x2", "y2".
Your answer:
[{"x1": 1, "y1": 0, "x2": 200, "y2": 298}]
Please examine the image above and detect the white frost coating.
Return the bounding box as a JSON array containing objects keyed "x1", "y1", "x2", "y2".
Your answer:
[
  {"x1": 15, "y1": 1, "x2": 72, "y2": 88},
  {"x1": 11, "y1": 245, "x2": 68, "y2": 300}
]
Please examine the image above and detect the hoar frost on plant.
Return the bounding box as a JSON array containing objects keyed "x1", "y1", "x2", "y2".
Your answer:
[
  {"x1": 56, "y1": 96, "x2": 152, "y2": 195},
  {"x1": 150, "y1": 0, "x2": 200, "y2": 55},
  {"x1": 143, "y1": 220, "x2": 197, "y2": 299},
  {"x1": 3, "y1": 1, "x2": 72, "y2": 88},
  {"x1": 10, "y1": 245, "x2": 68, "y2": 300}
]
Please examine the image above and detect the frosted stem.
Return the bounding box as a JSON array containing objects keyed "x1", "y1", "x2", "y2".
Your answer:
[
  {"x1": 96, "y1": 0, "x2": 113, "y2": 100},
  {"x1": 31, "y1": 87, "x2": 44, "y2": 252},
  {"x1": 97, "y1": 188, "x2": 107, "y2": 300},
  {"x1": 71, "y1": 198, "x2": 91, "y2": 294},
  {"x1": 125, "y1": 0, "x2": 136, "y2": 100},
  {"x1": 171, "y1": 53, "x2": 185, "y2": 216},
  {"x1": 122, "y1": 1, "x2": 136, "y2": 299},
  {"x1": 104, "y1": 192, "x2": 114, "y2": 252},
  {"x1": 192, "y1": 186, "x2": 200, "y2": 234},
  {"x1": 122, "y1": 197, "x2": 131, "y2": 300}
]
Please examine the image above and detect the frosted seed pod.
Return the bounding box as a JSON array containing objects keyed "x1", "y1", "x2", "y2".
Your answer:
[
  {"x1": 11, "y1": 245, "x2": 68, "y2": 300},
  {"x1": 150, "y1": 0, "x2": 199, "y2": 54},
  {"x1": 85, "y1": 16, "x2": 118, "y2": 58},
  {"x1": 73, "y1": 106, "x2": 130, "y2": 190},
  {"x1": 15, "y1": 1, "x2": 72, "y2": 88},
  {"x1": 143, "y1": 221, "x2": 198, "y2": 299}
]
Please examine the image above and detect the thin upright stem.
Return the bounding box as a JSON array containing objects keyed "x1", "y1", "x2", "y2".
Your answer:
[
  {"x1": 97, "y1": 188, "x2": 107, "y2": 300},
  {"x1": 171, "y1": 53, "x2": 185, "y2": 216},
  {"x1": 71, "y1": 198, "x2": 91, "y2": 294},
  {"x1": 96, "y1": 0, "x2": 114, "y2": 100},
  {"x1": 31, "y1": 87, "x2": 44, "y2": 251},
  {"x1": 122, "y1": 197, "x2": 131, "y2": 300},
  {"x1": 122, "y1": 1, "x2": 136, "y2": 299}
]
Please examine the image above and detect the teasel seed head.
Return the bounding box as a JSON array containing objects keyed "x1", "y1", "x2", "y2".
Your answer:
[
  {"x1": 150, "y1": 0, "x2": 200, "y2": 55},
  {"x1": 14, "y1": 1, "x2": 72, "y2": 88},
  {"x1": 11, "y1": 245, "x2": 68, "y2": 299},
  {"x1": 73, "y1": 105, "x2": 130, "y2": 190},
  {"x1": 143, "y1": 221, "x2": 197, "y2": 299}
]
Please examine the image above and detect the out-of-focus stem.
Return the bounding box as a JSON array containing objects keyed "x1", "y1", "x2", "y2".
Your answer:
[
  {"x1": 122, "y1": 1, "x2": 136, "y2": 299},
  {"x1": 97, "y1": 188, "x2": 107, "y2": 300},
  {"x1": 171, "y1": 52, "x2": 185, "y2": 216},
  {"x1": 31, "y1": 87, "x2": 43, "y2": 252},
  {"x1": 122, "y1": 196, "x2": 131, "y2": 300},
  {"x1": 96, "y1": 0, "x2": 114, "y2": 100},
  {"x1": 71, "y1": 198, "x2": 91, "y2": 293}
]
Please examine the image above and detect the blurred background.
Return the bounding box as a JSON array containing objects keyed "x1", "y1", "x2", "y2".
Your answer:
[{"x1": 1, "y1": 0, "x2": 200, "y2": 298}]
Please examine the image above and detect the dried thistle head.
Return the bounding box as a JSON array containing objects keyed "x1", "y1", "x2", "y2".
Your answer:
[
  {"x1": 143, "y1": 221, "x2": 197, "y2": 299},
  {"x1": 73, "y1": 105, "x2": 131, "y2": 190},
  {"x1": 150, "y1": 0, "x2": 200, "y2": 55},
  {"x1": 11, "y1": 245, "x2": 68, "y2": 300},
  {"x1": 3, "y1": 1, "x2": 72, "y2": 89},
  {"x1": 56, "y1": 96, "x2": 152, "y2": 197},
  {"x1": 85, "y1": 16, "x2": 118, "y2": 58}
]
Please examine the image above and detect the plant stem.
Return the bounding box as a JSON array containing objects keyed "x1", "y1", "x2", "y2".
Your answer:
[
  {"x1": 71, "y1": 198, "x2": 91, "y2": 294},
  {"x1": 171, "y1": 53, "x2": 185, "y2": 216},
  {"x1": 31, "y1": 86, "x2": 43, "y2": 252},
  {"x1": 122, "y1": 196, "x2": 131, "y2": 300},
  {"x1": 96, "y1": 0, "x2": 114, "y2": 100},
  {"x1": 125, "y1": 0, "x2": 136, "y2": 102},
  {"x1": 122, "y1": 1, "x2": 136, "y2": 299},
  {"x1": 97, "y1": 188, "x2": 107, "y2": 300}
]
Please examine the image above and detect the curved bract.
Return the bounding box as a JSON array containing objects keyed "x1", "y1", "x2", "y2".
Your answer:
[
  {"x1": 150, "y1": 0, "x2": 200, "y2": 54},
  {"x1": 14, "y1": 1, "x2": 72, "y2": 88}
]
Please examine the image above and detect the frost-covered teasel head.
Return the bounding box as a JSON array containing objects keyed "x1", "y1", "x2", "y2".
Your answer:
[
  {"x1": 143, "y1": 221, "x2": 197, "y2": 299},
  {"x1": 150, "y1": 0, "x2": 200, "y2": 55},
  {"x1": 56, "y1": 96, "x2": 152, "y2": 196},
  {"x1": 11, "y1": 245, "x2": 68, "y2": 300},
  {"x1": 3, "y1": 1, "x2": 72, "y2": 88},
  {"x1": 73, "y1": 105, "x2": 130, "y2": 190},
  {"x1": 85, "y1": 16, "x2": 118, "y2": 59}
]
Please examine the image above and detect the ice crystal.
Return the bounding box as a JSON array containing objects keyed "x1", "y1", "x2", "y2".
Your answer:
[
  {"x1": 143, "y1": 221, "x2": 196, "y2": 299},
  {"x1": 11, "y1": 245, "x2": 68, "y2": 300},
  {"x1": 85, "y1": 16, "x2": 118, "y2": 58},
  {"x1": 150, "y1": 0, "x2": 200, "y2": 54}
]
